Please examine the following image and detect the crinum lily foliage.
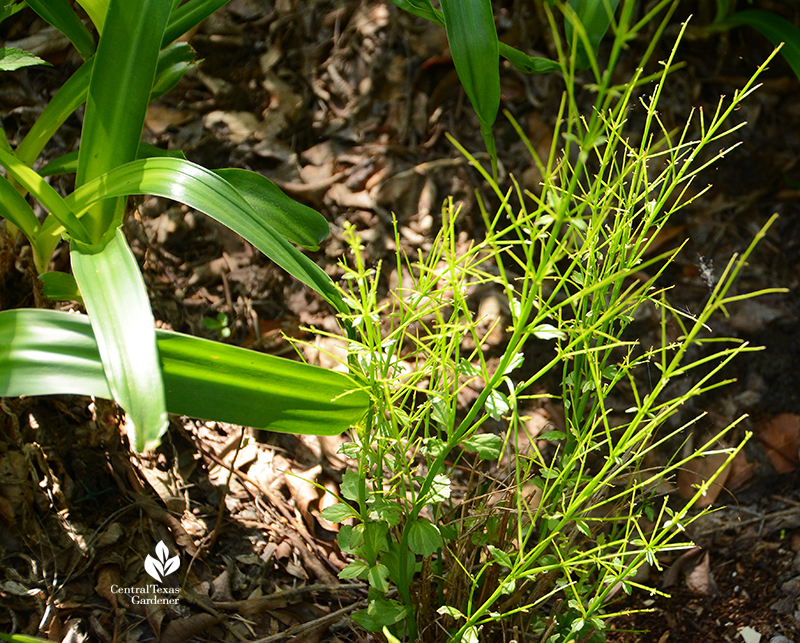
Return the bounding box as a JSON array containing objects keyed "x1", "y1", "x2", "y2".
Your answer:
[{"x1": 0, "y1": 0, "x2": 368, "y2": 450}]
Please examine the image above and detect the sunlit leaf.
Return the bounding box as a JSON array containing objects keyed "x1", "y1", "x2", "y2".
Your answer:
[
  {"x1": 463, "y1": 433, "x2": 503, "y2": 459},
  {"x1": 63, "y1": 157, "x2": 346, "y2": 312},
  {"x1": 72, "y1": 230, "x2": 168, "y2": 451},
  {"x1": 0, "y1": 47, "x2": 50, "y2": 71},
  {"x1": 0, "y1": 309, "x2": 368, "y2": 436},
  {"x1": 440, "y1": 0, "x2": 499, "y2": 174},
  {"x1": 407, "y1": 518, "x2": 443, "y2": 556}
]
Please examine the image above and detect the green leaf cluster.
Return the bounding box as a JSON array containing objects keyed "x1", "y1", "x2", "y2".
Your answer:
[
  {"x1": 0, "y1": 0, "x2": 368, "y2": 450},
  {"x1": 328, "y1": 2, "x2": 782, "y2": 639}
]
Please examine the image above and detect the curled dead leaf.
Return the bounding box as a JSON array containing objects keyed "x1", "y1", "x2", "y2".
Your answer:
[
  {"x1": 757, "y1": 413, "x2": 800, "y2": 474},
  {"x1": 160, "y1": 612, "x2": 219, "y2": 643},
  {"x1": 685, "y1": 550, "x2": 718, "y2": 596},
  {"x1": 677, "y1": 439, "x2": 732, "y2": 508}
]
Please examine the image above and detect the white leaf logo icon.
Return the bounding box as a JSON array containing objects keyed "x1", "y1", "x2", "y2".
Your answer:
[{"x1": 144, "y1": 540, "x2": 180, "y2": 582}]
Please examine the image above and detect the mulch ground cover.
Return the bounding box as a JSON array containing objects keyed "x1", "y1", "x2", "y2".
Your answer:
[{"x1": 2, "y1": 2, "x2": 800, "y2": 641}]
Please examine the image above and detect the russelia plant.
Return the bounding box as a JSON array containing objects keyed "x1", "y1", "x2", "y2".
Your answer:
[
  {"x1": 318, "y1": 9, "x2": 782, "y2": 643},
  {"x1": 0, "y1": 0, "x2": 368, "y2": 449}
]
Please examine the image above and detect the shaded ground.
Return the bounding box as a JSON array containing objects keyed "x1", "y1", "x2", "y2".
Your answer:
[{"x1": 2, "y1": 1, "x2": 800, "y2": 642}]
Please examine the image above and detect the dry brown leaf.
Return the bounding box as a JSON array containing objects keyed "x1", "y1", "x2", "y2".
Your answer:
[
  {"x1": 212, "y1": 594, "x2": 288, "y2": 616},
  {"x1": 685, "y1": 550, "x2": 718, "y2": 596},
  {"x1": 640, "y1": 225, "x2": 686, "y2": 257},
  {"x1": 738, "y1": 626, "x2": 763, "y2": 643},
  {"x1": 203, "y1": 110, "x2": 285, "y2": 145},
  {"x1": 319, "y1": 434, "x2": 350, "y2": 469},
  {"x1": 757, "y1": 413, "x2": 800, "y2": 474},
  {"x1": 0, "y1": 449, "x2": 33, "y2": 516},
  {"x1": 303, "y1": 335, "x2": 349, "y2": 372},
  {"x1": 144, "y1": 104, "x2": 193, "y2": 135},
  {"x1": 725, "y1": 449, "x2": 757, "y2": 492},
  {"x1": 143, "y1": 590, "x2": 168, "y2": 639},
  {"x1": 315, "y1": 478, "x2": 340, "y2": 533},
  {"x1": 0, "y1": 493, "x2": 15, "y2": 523},
  {"x1": 677, "y1": 441, "x2": 732, "y2": 507},
  {"x1": 139, "y1": 466, "x2": 184, "y2": 514},
  {"x1": 327, "y1": 183, "x2": 375, "y2": 210},
  {"x1": 159, "y1": 613, "x2": 219, "y2": 643},
  {"x1": 661, "y1": 546, "x2": 703, "y2": 589},
  {"x1": 262, "y1": 71, "x2": 304, "y2": 121},
  {"x1": 476, "y1": 291, "x2": 507, "y2": 348},
  {"x1": 210, "y1": 569, "x2": 233, "y2": 603},
  {"x1": 285, "y1": 465, "x2": 323, "y2": 531},
  {"x1": 94, "y1": 564, "x2": 121, "y2": 609}
]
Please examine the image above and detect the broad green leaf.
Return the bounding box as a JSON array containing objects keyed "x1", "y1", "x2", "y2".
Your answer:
[
  {"x1": 163, "y1": 0, "x2": 231, "y2": 46},
  {"x1": 462, "y1": 626, "x2": 480, "y2": 643},
  {"x1": 368, "y1": 564, "x2": 390, "y2": 593},
  {"x1": 532, "y1": 323, "x2": 566, "y2": 340},
  {"x1": 392, "y1": 0, "x2": 557, "y2": 76},
  {"x1": 352, "y1": 599, "x2": 410, "y2": 630},
  {"x1": 15, "y1": 59, "x2": 93, "y2": 167},
  {"x1": 0, "y1": 47, "x2": 50, "y2": 71},
  {"x1": 133, "y1": 326, "x2": 370, "y2": 435},
  {"x1": 564, "y1": 0, "x2": 620, "y2": 71},
  {"x1": 62, "y1": 157, "x2": 347, "y2": 313},
  {"x1": 150, "y1": 41, "x2": 197, "y2": 98},
  {"x1": 0, "y1": 148, "x2": 91, "y2": 243},
  {"x1": 75, "y1": 0, "x2": 107, "y2": 33},
  {"x1": 71, "y1": 229, "x2": 168, "y2": 451},
  {"x1": 363, "y1": 520, "x2": 389, "y2": 560},
  {"x1": 0, "y1": 129, "x2": 11, "y2": 154},
  {"x1": 39, "y1": 271, "x2": 81, "y2": 302},
  {"x1": 320, "y1": 502, "x2": 359, "y2": 523},
  {"x1": 26, "y1": 0, "x2": 95, "y2": 59},
  {"x1": 390, "y1": 0, "x2": 444, "y2": 25},
  {"x1": 76, "y1": 0, "x2": 172, "y2": 241},
  {"x1": 430, "y1": 395, "x2": 453, "y2": 427},
  {"x1": 0, "y1": 309, "x2": 368, "y2": 435},
  {"x1": 440, "y1": 0, "x2": 500, "y2": 174},
  {"x1": 16, "y1": 46, "x2": 193, "y2": 170},
  {"x1": 487, "y1": 544, "x2": 513, "y2": 568},
  {"x1": 458, "y1": 358, "x2": 481, "y2": 378},
  {"x1": 426, "y1": 474, "x2": 451, "y2": 504},
  {"x1": 407, "y1": 518, "x2": 443, "y2": 556},
  {"x1": 503, "y1": 351, "x2": 524, "y2": 375},
  {"x1": 437, "y1": 606, "x2": 465, "y2": 619},
  {"x1": 0, "y1": 175, "x2": 41, "y2": 242},
  {"x1": 30, "y1": 228, "x2": 65, "y2": 278},
  {"x1": 365, "y1": 598, "x2": 411, "y2": 626},
  {"x1": 719, "y1": 11, "x2": 800, "y2": 80},
  {"x1": 0, "y1": 1, "x2": 24, "y2": 23},
  {"x1": 383, "y1": 541, "x2": 416, "y2": 587},
  {"x1": 339, "y1": 469, "x2": 361, "y2": 501},
  {"x1": 338, "y1": 525, "x2": 354, "y2": 553},
  {"x1": 463, "y1": 433, "x2": 503, "y2": 459},
  {"x1": 367, "y1": 497, "x2": 401, "y2": 526},
  {"x1": 338, "y1": 559, "x2": 369, "y2": 580},
  {"x1": 213, "y1": 168, "x2": 330, "y2": 250},
  {"x1": 39, "y1": 142, "x2": 188, "y2": 178},
  {"x1": 0, "y1": 633, "x2": 51, "y2": 643},
  {"x1": 485, "y1": 390, "x2": 510, "y2": 420},
  {"x1": 499, "y1": 43, "x2": 560, "y2": 74}
]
